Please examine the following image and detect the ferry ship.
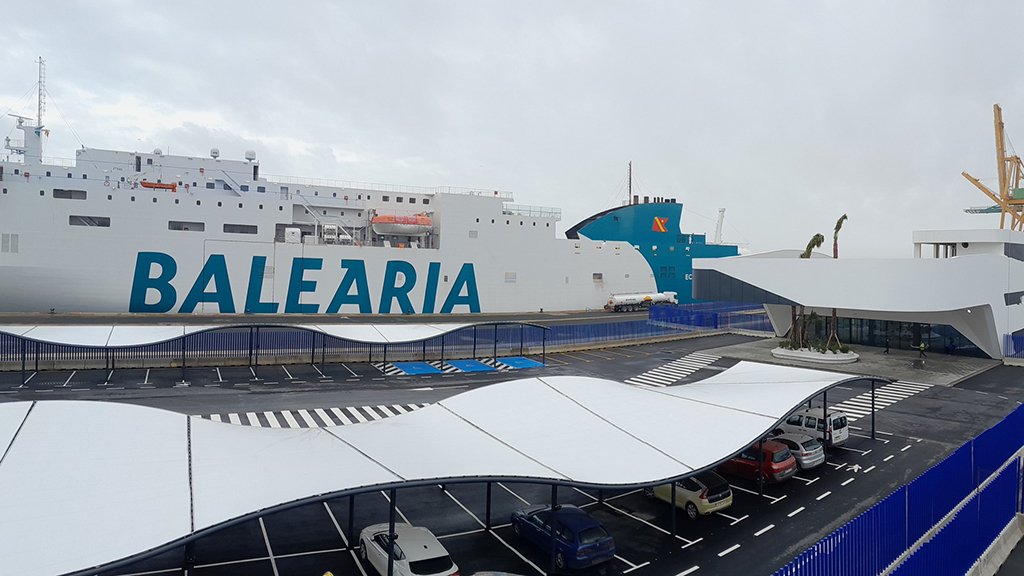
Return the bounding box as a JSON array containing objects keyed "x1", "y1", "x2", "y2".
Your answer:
[{"x1": 0, "y1": 73, "x2": 736, "y2": 315}]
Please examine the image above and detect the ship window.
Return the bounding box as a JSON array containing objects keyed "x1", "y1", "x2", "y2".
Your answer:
[
  {"x1": 314, "y1": 191, "x2": 318, "y2": 196},
  {"x1": 396, "y1": 197, "x2": 404, "y2": 203},
  {"x1": 147, "y1": 158, "x2": 153, "y2": 165},
  {"x1": 409, "y1": 198, "x2": 416, "y2": 204},
  {"x1": 196, "y1": 200, "x2": 202, "y2": 206},
  {"x1": 322, "y1": 210, "x2": 327, "y2": 215},
  {"x1": 67, "y1": 173, "x2": 72, "y2": 178},
  {"x1": 131, "y1": 196, "x2": 135, "y2": 201},
  {"x1": 443, "y1": 275, "x2": 448, "y2": 282},
  {"x1": 238, "y1": 203, "x2": 243, "y2": 208},
  {"x1": 359, "y1": 194, "x2": 363, "y2": 200},
  {"x1": 422, "y1": 199, "x2": 429, "y2": 205},
  {"x1": 546, "y1": 223, "x2": 550, "y2": 227},
  {"x1": 2, "y1": 189, "x2": 6, "y2": 194},
  {"x1": 224, "y1": 223, "x2": 258, "y2": 234},
  {"x1": 107, "y1": 194, "x2": 112, "y2": 200},
  {"x1": 39, "y1": 190, "x2": 44, "y2": 196},
  {"x1": 257, "y1": 186, "x2": 266, "y2": 193},
  {"x1": 174, "y1": 199, "x2": 179, "y2": 205},
  {"x1": 491, "y1": 219, "x2": 495, "y2": 224},
  {"x1": 53, "y1": 189, "x2": 87, "y2": 200},
  {"x1": 532, "y1": 222, "x2": 536, "y2": 226},
  {"x1": 206, "y1": 182, "x2": 215, "y2": 189},
  {"x1": 69, "y1": 215, "x2": 111, "y2": 227},
  {"x1": 121, "y1": 177, "x2": 126, "y2": 182},
  {"x1": 259, "y1": 204, "x2": 263, "y2": 210},
  {"x1": 13, "y1": 169, "x2": 19, "y2": 175},
  {"x1": 476, "y1": 218, "x2": 479, "y2": 223},
  {"x1": 593, "y1": 273, "x2": 603, "y2": 282},
  {"x1": 279, "y1": 206, "x2": 283, "y2": 211},
  {"x1": 520, "y1": 221, "x2": 523, "y2": 226},
  {"x1": 223, "y1": 183, "x2": 231, "y2": 190},
  {"x1": 506, "y1": 220, "x2": 510, "y2": 225},
  {"x1": 217, "y1": 202, "x2": 222, "y2": 207},
  {"x1": 241, "y1": 185, "x2": 249, "y2": 192},
  {"x1": 169, "y1": 221, "x2": 205, "y2": 232},
  {"x1": 505, "y1": 272, "x2": 517, "y2": 283},
  {"x1": 1, "y1": 233, "x2": 18, "y2": 253},
  {"x1": 383, "y1": 195, "x2": 390, "y2": 202},
  {"x1": 192, "y1": 182, "x2": 197, "y2": 187},
  {"x1": 46, "y1": 171, "x2": 51, "y2": 177},
  {"x1": 332, "y1": 192, "x2": 336, "y2": 197},
  {"x1": 468, "y1": 230, "x2": 478, "y2": 239},
  {"x1": 358, "y1": 212, "x2": 362, "y2": 217}
]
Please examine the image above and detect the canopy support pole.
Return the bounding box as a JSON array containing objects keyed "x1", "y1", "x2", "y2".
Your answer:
[
  {"x1": 871, "y1": 379, "x2": 877, "y2": 440},
  {"x1": 485, "y1": 482, "x2": 492, "y2": 529},
  {"x1": 387, "y1": 487, "x2": 397, "y2": 576},
  {"x1": 822, "y1": 390, "x2": 828, "y2": 464},
  {"x1": 549, "y1": 485, "x2": 558, "y2": 572},
  {"x1": 348, "y1": 495, "x2": 355, "y2": 550},
  {"x1": 758, "y1": 437, "x2": 765, "y2": 496},
  {"x1": 671, "y1": 481, "x2": 678, "y2": 537}
]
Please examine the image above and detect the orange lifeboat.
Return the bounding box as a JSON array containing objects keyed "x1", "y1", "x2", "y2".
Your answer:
[
  {"x1": 371, "y1": 213, "x2": 433, "y2": 236},
  {"x1": 140, "y1": 180, "x2": 178, "y2": 192}
]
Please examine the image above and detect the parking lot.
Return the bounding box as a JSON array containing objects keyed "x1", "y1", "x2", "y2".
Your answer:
[{"x1": 3, "y1": 335, "x2": 1020, "y2": 576}]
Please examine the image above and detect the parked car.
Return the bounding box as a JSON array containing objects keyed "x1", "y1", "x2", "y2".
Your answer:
[
  {"x1": 510, "y1": 504, "x2": 616, "y2": 570},
  {"x1": 769, "y1": 432, "x2": 825, "y2": 470},
  {"x1": 359, "y1": 523, "x2": 459, "y2": 576},
  {"x1": 643, "y1": 471, "x2": 734, "y2": 519},
  {"x1": 717, "y1": 440, "x2": 798, "y2": 483},
  {"x1": 773, "y1": 408, "x2": 850, "y2": 447}
]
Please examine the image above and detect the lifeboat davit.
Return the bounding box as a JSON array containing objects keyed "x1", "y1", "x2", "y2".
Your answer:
[{"x1": 371, "y1": 214, "x2": 433, "y2": 236}]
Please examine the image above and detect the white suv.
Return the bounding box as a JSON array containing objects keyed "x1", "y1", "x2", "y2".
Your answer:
[{"x1": 774, "y1": 408, "x2": 850, "y2": 447}]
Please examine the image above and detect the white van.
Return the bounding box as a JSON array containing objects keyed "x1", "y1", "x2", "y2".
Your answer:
[{"x1": 773, "y1": 408, "x2": 850, "y2": 448}]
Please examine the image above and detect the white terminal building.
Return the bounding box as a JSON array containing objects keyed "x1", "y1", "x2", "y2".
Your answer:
[{"x1": 693, "y1": 228, "x2": 1024, "y2": 359}]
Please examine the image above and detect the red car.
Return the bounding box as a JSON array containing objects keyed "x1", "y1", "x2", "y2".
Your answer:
[{"x1": 717, "y1": 440, "x2": 798, "y2": 483}]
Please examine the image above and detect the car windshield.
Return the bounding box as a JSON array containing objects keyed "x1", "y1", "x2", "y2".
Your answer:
[
  {"x1": 410, "y1": 555, "x2": 454, "y2": 575},
  {"x1": 801, "y1": 438, "x2": 822, "y2": 451},
  {"x1": 578, "y1": 526, "x2": 609, "y2": 545},
  {"x1": 833, "y1": 415, "x2": 848, "y2": 429},
  {"x1": 773, "y1": 449, "x2": 793, "y2": 463}
]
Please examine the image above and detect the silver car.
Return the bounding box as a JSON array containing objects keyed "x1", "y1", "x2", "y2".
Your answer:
[{"x1": 769, "y1": 433, "x2": 825, "y2": 470}]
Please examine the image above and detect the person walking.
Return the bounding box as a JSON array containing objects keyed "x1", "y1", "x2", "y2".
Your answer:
[
  {"x1": 883, "y1": 337, "x2": 890, "y2": 354},
  {"x1": 918, "y1": 341, "x2": 927, "y2": 358}
]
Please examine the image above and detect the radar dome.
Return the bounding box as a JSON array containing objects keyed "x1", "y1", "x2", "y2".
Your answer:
[
  {"x1": 244, "y1": 150, "x2": 257, "y2": 162},
  {"x1": 153, "y1": 148, "x2": 162, "y2": 155},
  {"x1": 210, "y1": 148, "x2": 220, "y2": 159}
]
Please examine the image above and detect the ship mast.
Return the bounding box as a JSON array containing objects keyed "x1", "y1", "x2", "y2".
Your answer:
[
  {"x1": 962, "y1": 104, "x2": 1024, "y2": 230},
  {"x1": 627, "y1": 161, "x2": 632, "y2": 204},
  {"x1": 36, "y1": 57, "x2": 45, "y2": 128}
]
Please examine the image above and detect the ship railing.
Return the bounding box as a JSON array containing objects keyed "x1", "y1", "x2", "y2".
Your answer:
[
  {"x1": 0, "y1": 154, "x2": 77, "y2": 168},
  {"x1": 264, "y1": 173, "x2": 514, "y2": 199},
  {"x1": 502, "y1": 203, "x2": 562, "y2": 219}
]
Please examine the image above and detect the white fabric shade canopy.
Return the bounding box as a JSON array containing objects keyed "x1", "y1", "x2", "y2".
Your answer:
[
  {"x1": 0, "y1": 361, "x2": 866, "y2": 575},
  {"x1": 0, "y1": 322, "x2": 476, "y2": 347}
]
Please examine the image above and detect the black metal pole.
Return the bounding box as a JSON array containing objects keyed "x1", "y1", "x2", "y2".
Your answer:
[
  {"x1": 253, "y1": 326, "x2": 260, "y2": 380},
  {"x1": 34, "y1": 341, "x2": 39, "y2": 372},
  {"x1": 310, "y1": 332, "x2": 316, "y2": 365},
  {"x1": 321, "y1": 334, "x2": 326, "y2": 365},
  {"x1": 822, "y1": 390, "x2": 828, "y2": 446},
  {"x1": 871, "y1": 380, "x2": 877, "y2": 440},
  {"x1": 248, "y1": 326, "x2": 254, "y2": 367},
  {"x1": 387, "y1": 487, "x2": 397, "y2": 576},
  {"x1": 485, "y1": 482, "x2": 492, "y2": 529},
  {"x1": 758, "y1": 437, "x2": 765, "y2": 496},
  {"x1": 440, "y1": 334, "x2": 445, "y2": 363},
  {"x1": 493, "y1": 324, "x2": 498, "y2": 361},
  {"x1": 20, "y1": 339, "x2": 26, "y2": 386},
  {"x1": 671, "y1": 481, "x2": 677, "y2": 537},
  {"x1": 181, "y1": 336, "x2": 186, "y2": 384},
  {"x1": 383, "y1": 344, "x2": 387, "y2": 372},
  {"x1": 348, "y1": 495, "x2": 355, "y2": 550},
  {"x1": 422, "y1": 340, "x2": 426, "y2": 361},
  {"x1": 520, "y1": 323, "x2": 524, "y2": 356},
  {"x1": 183, "y1": 541, "x2": 195, "y2": 575},
  {"x1": 550, "y1": 484, "x2": 558, "y2": 571},
  {"x1": 473, "y1": 326, "x2": 477, "y2": 358},
  {"x1": 542, "y1": 329, "x2": 546, "y2": 365}
]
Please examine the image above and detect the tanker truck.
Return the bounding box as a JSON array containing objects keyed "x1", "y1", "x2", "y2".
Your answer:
[{"x1": 603, "y1": 291, "x2": 678, "y2": 312}]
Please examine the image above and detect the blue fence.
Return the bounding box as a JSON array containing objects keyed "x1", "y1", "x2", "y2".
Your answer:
[
  {"x1": 649, "y1": 303, "x2": 773, "y2": 333},
  {"x1": 1002, "y1": 333, "x2": 1024, "y2": 359},
  {"x1": 774, "y1": 404, "x2": 1024, "y2": 576}
]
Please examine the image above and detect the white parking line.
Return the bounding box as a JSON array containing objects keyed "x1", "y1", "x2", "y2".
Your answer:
[
  {"x1": 718, "y1": 544, "x2": 740, "y2": 557},
  {"x1": 441, "y1": 489, "x2": 545, "y2": 575},
  {"x1": 841, "y1": 478, "x2": 855, "y2": 486},
  {"x1": 61, "y1": 371, "x2": 76, "y2": 387},
  {"x1": 143, "y1": 369, "x2": 150, "y2": 385},
  {"x1": 104, "y1": 370, "x2": 114, "y2": 385},
  {"x1": 339, "y1": 363, "x2": 359, "y2": 377},
  {"x1": 281, "y1": 365, "x2": 294, "y2": 380},
  {"x1": 834, "y1": 446, "x2": 871, "y2": 455},
  {"x1": 599, "y1": 499, "x2": 700, "y2": 545},
  {"x1": 497, "y1": 482, "x2": 531, "y2": 505},
  {"x1": 883, "y1": 455, "x2": 895, "y2": 462},
  {"x1": 311, "y1": 364, "x2": 327, "y2": 378},
  {"x1": 850, "y1": 432, "x2": 890, "y2": 443},
  {"x1": 901, "y1": 445, "x2": 912, "y2": 452},
  {"x1": 323, "y1": 502, "x2": 368, "y2": 576},
  {"x1": 380, "y1": 491, "x2": 411, "y2": 525},
  {"x1": 816, "y1": 491, "x2": 831, "y2": 501},
  {"x1": 863, "y1": 465, "x2": 876, "y2": 473},
  {"x1": 729, "y1": 484, "x2": 786, "y2": 504},
  {"x1": 677, "y1": 567, "x2": 700, "y2": 576},
  {"x1": 754, "y1": 524, "x2": 774, "y2": 536},
  {"x1": 622, "y1": 560, "x2": 651, "y2": 573},
  {"x1": 793, "y1": 475, "x2": 819, "y2": 485},
  {"x1": 215, "y1": 367, "x2": 224, "y2": 382},
  {"x1": 787, "y1": 507, "x2": 805, "y2": 517}
]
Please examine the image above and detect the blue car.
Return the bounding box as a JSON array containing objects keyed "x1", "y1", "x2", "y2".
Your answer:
[{"x1": 510, "y1": 504, "x2": 616, "y2": 570}]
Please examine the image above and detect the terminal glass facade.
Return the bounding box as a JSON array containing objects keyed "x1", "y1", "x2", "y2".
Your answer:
[{"x1": 806, "y1": 318, "x2": 986, "y2": 358}]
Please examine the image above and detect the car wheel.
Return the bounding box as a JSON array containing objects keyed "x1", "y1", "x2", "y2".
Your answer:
[
  {"x1": 686, "y1": 502, "x2": 699, "y2": 519},
  {"x1": 359, "y1": 540, "x2": 368, "y2": 561},
  {"x1": 512, "y1": 521, "x2": 521, "y2": 537},
  {"x1": 555, "y1": 551, "x2": 567, "y2": 570},
  {"x1": 643, "y1": 487, "x2": 654, "y2": 497}
]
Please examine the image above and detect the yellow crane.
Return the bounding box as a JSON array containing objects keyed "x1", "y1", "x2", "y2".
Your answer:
[{"x1": 963, "y1": 104, "x2": 1024, "y2": 230}]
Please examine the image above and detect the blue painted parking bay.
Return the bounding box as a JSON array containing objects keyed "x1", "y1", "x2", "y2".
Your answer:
[
  {"x1": 497, "y1": 356, "x2": 545, "y2": 369},
  {"x1": 446, "y1": 359, "x2": 495, "y2": 372},
  {"x1": 390, "y1": 362, "x2": 442, "y2": 375}
]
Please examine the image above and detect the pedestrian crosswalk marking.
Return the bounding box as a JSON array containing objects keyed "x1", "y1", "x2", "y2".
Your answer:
[
  {"x1": 625, "y1": 352, "x2": 722, "y2": 387},
  {"x1": 198, "y1": 403, "x2": 434, "y2": 428},
  {"x1": 831, "y1": 381, "x2": 932, "y2": 423}
]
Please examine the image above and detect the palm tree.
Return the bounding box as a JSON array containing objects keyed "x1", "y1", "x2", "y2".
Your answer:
[
  {"x1": 826, "y1": 215, "x2": 848, "y2": 350},
  {"x1": 791, "y1": 233, "x2": 825, "y2": 348}
]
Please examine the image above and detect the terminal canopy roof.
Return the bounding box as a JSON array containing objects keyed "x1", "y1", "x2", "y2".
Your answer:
[{"x1": 0, "y1": 361, "x2": 867, "y2": 575}]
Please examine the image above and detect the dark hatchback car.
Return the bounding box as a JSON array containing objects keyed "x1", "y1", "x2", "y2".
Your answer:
[
  {"x1": 510, "y1": 504, "x2": 616, "y2": 570},
  {"x1": 717, "y1": 440, "x2": 798, "y2": 483}
]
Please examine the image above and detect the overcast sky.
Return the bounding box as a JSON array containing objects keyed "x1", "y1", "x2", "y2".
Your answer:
[{"x1": 3, "y1": 1, "x2": 1022, "y2": 257}]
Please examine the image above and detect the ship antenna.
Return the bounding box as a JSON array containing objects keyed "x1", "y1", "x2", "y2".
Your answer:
[{"x1": 36, "y1": 56, "x2": 45, "y2": 127}]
